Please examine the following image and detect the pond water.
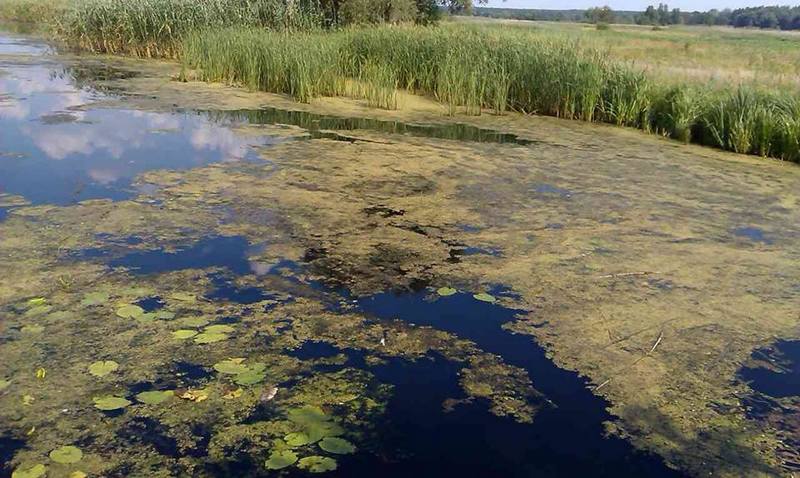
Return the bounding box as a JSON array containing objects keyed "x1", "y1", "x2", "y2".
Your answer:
[{"x1": 3, "y1": 29, "x2": 800, "y2": 478}]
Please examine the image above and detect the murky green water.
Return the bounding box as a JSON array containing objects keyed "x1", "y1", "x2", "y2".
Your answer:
[{"x1": 2, "y1": 30, "x2": 800, "y2": 478}]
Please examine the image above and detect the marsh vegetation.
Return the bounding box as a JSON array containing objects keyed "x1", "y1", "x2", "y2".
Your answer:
[{"x1": 2, "y1": 0, "x2": 800, "y2": 162}]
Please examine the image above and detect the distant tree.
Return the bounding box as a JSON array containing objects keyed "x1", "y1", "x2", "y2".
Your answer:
[
  {"x1": 759, "y1": 10, "x2": 778, "y2": 29},
  {"x1": 670, "y1": 7, "x2": 682, "y2": 24},
  {"x1": 585, "y1": 5, "x2": 615, "y2": 24}
]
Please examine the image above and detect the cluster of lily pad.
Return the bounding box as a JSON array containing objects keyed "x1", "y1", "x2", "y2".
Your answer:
[
  {"x1": 213, "y1": 358, "x2": 267, "y2": 386},
  {"x1": 12, "y1": 445, "x2": 86, "y2": 478},
  {"x1": 264, "y1": 405, "x2": 357, "y2": 473},
  {"x1": 436, "y1": 286, "x2": 497, "y2": 303}
]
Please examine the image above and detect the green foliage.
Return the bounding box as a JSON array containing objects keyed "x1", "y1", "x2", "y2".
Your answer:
[
  {"x1": 11, "y1": 464, "x2": 46, "y2": 478},
  {"x1": 92, "y1": 395, "x2": 131, "y2": 410}
]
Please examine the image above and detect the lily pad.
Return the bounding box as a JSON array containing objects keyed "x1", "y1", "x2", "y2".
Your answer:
[
  {"x1": 0, "y1": 379, "x2": 10, "y2": 391},
  {"x1": 179, "y1": 316, "x2": 209, "y2": 328},
  {"x1": 88, "y1": 360, "x2": 119, "y2": 377},
  {"x1": 264, "y1": 450, "x2": 298, "y2": 470},
  {"x1": 213, "y1": 358, "x2": 248, "y2": 375},
  {"x1": 307, "y1": 421, "x2": 345, "y2": 442},
  {"x1": 297, "y1": 456, "x2": 337, "y2": 473},
  {"x1": 24, "y1": 305, "x2": 52, "y2": 317},
  {"x1": 318, "y1": 437, "x2": 356, "y2": 454},
  {"x1": 234, "y1": 363, "x2": 267, "y2": 386},
  {"x1": 173, "y1": 329, "x2": 198, "y2": 340},
  {"x1": 155, "y1": 311, "x2": 176, "y2": 320},
  {"x1": 69, "y1": 472, "x2": 88, "y2": 478},
  {"x1": 11, "y1": 464, "x2": 46, "y2": 478},
  {"x1": 437, "y1": 286, "x2": 457, "y2": 296},
  {"x1": 137, "y1": 312, "x2": 157, "y2": 322},
  {"x1": 136, "y1": 390, "x2": 173, "y2": 405},
  {"x1": 21, "y1": 325, "x2": 44, "y2": 334},
  {"x1": 49, "y1": 445, "x2": 83, "y2": 464},
  {"x1": 287, "y1": 405, "x2": 329, "y2": 425},
  {"x1": 170, "y1": 292, "x2": 196, "y2": 302},
  {"x1": 93, "y1": 395, "x2": 131, "y2": 411},
  {"x1": 204, "y1": 324, "x2": 235, "y2": 334},
  {"x1": 116, "y1": 304, "x2": 144, "y2": 319},
  {"x1": 473, "y1": 292, "x2": 497, "y2": 303},
  {"x1": 81, "y1": 292, "x2": 109, "y2": 307},
  {"x1": 194, "y1": 332, "x2": 229, "y2": 344},
  {"x1": 284, "y1": 432, "x2": 313, "y2": 447}
]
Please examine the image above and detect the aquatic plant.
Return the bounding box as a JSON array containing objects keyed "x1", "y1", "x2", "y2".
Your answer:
[
  {"x1": 265, "y1": 449, "x2": 298, "y2": 469},
  {"x1": 88, "y1": 360, "x2": 119, "y2": 377},
  {"x1": 80, "y1": 291, "x2": 109, "y2": 306},
  {"x1": 11, "y1": 464, "x2": 46, "y2": 478},
  {"x1": 135, "y1": 390, "x2": 173, "y2": 404},
  {"x1": 49, "y1": 445, "x2": 83, "y2": 464},
  {"x1": 318, "y1": 436, "x2": 356, "y2": 454},
  {"x1": 285, "y1": 431, "x2": 313, "y2": 447},
  {"x1": 298, "y1": 455, "x2": 338, "y2": 472},
  {"x1": 172, "y1": 329, "x2": 198, "y2": 339},
  {"x1": 473, "y1": 292, "x2": 496, "y2": 303},
  {"x1": 92, "y1": 395, "x2": 131, "y2": 410},
  {"x1": 115, "y1": 304, "x2": 144, "y2": 319},
  {"x1": 194, "y1": 331, "x2": 229, "y2": 343},
  {"x1": 437, "y1": 286, "x2": 457, "y2": 296}
]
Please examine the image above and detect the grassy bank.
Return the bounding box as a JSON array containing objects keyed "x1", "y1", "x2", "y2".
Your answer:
[
  {"x1": 182, "y1": 25, "x2": 800, "y2": 162},
  {"x1": 2, "y1": 0, "x2": 799, "y2": 163}
]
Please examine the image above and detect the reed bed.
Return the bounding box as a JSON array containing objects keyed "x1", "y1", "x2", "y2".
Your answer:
[
  {"x1": 56, "y1": 0, "x2": 322, "y2": 58},
  {"x1": 182, "y1": 25, "x2": 800, "y2": 162}
]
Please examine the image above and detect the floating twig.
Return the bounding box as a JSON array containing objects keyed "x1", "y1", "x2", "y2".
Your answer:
[{"x1": 597, "y1": 271, "x2": 661, "y2": 279}]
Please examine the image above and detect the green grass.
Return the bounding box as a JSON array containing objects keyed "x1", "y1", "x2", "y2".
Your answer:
[
  {"x1": 56, "y1": 0, "x2": 322, "y2": 58},
  {"x1": 182, "y1": 24, "x2": 800, "y2": 162},
  {"x1": 2, "y1": 1, "x2": 799, "y2": 163}
]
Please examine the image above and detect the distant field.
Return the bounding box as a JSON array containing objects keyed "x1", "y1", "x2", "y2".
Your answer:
[{"x1": 455, "y1": 17, "x2": 800, "y2": 91}]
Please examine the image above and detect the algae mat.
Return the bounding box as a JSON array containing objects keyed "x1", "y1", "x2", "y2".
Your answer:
[{"x1": 1, "y1": 31, "x2": 800, "y2": 477}]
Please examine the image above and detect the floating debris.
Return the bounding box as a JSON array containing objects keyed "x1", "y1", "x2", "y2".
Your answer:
[
  {"x1": 49, "y1": 445, "x2": 83, "y2": 464},
  {"x1": 178, "y1": 389, "x2": 208, "y2": 402},
  {"x1": 260, "y1": 385, "x2": 278, "y2": 402},
  {"x1": 35, "y1": 368, "x2": 46, "y2": 380}
]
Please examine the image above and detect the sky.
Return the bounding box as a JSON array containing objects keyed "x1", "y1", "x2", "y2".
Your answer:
[{"x1": 482, "y1": 0, "x2": 795, "y2": 11}]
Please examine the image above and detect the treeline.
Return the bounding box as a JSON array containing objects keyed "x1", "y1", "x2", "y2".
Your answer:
[{"x1": 470, "y1": 5, "x2": 800, "y2": 31}]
